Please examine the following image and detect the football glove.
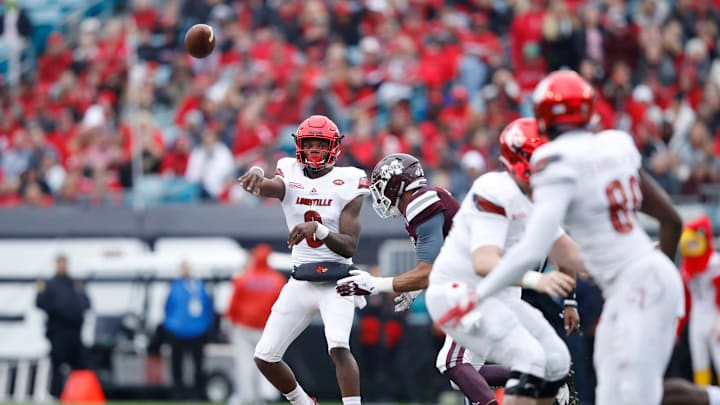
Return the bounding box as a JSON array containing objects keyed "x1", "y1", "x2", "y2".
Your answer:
[
  {"x1": 336, "y1": 270, "x2": 393, "y2": 296},
  {"x1": 394, "y1": 290, "x2": 421, "y2": 312}
]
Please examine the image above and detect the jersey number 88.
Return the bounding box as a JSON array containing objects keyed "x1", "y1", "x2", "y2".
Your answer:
[{"x1": 605, "y1": 175, "x2": 641, "y2": 234}]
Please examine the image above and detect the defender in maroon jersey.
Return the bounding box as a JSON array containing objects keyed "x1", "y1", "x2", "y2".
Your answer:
[{"x1": 337, "y1": 153, "x2": 509, "y2": 405}]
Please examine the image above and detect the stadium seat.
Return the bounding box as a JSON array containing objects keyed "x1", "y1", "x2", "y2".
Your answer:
[
  {"x1": 0, "y1": 238, "x2": 149, "y2": 278},
  {"x1": 154, "y1": 237, "x2": 246, "y2": 265}
]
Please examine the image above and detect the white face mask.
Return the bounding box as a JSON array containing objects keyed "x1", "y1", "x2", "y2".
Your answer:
[{"x1": 370, "y1": 179, "x2": 402, "y2": 219}]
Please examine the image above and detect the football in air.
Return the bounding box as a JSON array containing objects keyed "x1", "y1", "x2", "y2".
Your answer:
[{"x1": 185, "y1": 24, "x2": 216, "y2": 59}]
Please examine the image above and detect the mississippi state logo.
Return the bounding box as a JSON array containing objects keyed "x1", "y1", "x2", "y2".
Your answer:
[
  {"x1": 379, "y1": 160, "x2": 404, "y2": 180},
  {"x1": 333, "y1": 179, "x2": 345, "y2": 186}
]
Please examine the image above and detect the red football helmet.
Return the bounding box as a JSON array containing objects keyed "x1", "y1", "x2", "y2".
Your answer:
[
  {"x1": 532, "y1": 70, "x2": 595, "y2": 134},
  {"x1": 293, "y1": 115, "x2": 343, "y2": 171},
  {"x1": 499, "y1": 117, "x2": 547, "y2": 182}
]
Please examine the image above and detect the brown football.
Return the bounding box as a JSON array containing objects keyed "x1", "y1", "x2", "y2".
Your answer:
[{"x1": 185, "y1": 24, "x2": 216, "y2": 59}]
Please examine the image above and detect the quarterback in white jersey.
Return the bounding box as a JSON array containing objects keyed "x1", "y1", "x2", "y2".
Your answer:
[
  {"x1": 441, "y1": 71, "x2": 684, "y2": 405},
  {"x1": 238, "y1": 115, "x2": 369, "y2": 405},
  {"x1": 427, "y1": 118, "x2": 584, "y2": 405}
]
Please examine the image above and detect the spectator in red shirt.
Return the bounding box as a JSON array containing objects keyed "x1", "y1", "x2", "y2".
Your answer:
[
  {"x1": 345, "y1": 113, "x2": 378, "y2": 172},
  {"x1": 37, "y1": 33, "x2": 72, "y2": 85},
  {"x1": 161, "y1": 134, "x2": 192, "y2": 177},
  {"x1": 510, "y1": 0, "x2": 546, "y2": 72},
  {"x1": 226, "y1": 244, "x2": 285, "y2": 405},
  {"x1": 439, "y1": 85, "x2": 475, "y2": 143},
  {"x1": 131, "y1": 0, "x2": 157, "y2": 31},
  {"x1": 602, "y1": 8, "x2": 641, "y2": 73}
]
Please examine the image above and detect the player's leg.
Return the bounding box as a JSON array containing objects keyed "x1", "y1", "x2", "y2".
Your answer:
[
  {"x1": 317, "y1": 283, "x2": 361, "y2": 404},
  {"x1": 504, "y1": 298, "x2": 571, "y2": 404},
  {"x1": 690, "y1": 311, "x2": 713, "y2": 386},
  {"x1": 426, "y1": 283, "x2": 546, "y2": 405},
  {"x1": 596, "y1": 254, "x2": 683, "y2": 405},
  {"x1": 435, "y1": 336, "x2": 499, "y2": 405},
  {"x1": 254, "y1": 279, "x2": 317, "y2": 405}
]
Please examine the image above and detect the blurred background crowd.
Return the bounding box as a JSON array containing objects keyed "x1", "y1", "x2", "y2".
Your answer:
[{"x1": 2, "y1": 0, "x2": 720, "y2": 207}]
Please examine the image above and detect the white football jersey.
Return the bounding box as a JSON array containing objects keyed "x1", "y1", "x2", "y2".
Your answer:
[
  {"x1": 430, "y1": 171, "x2": 562, "y2": 297},
  {"x1": 530, "y1": 129, "x2": 655, "y2": 290},
  {"x1": 275, "y1": 157, "x2": 370, "y2": 266}
]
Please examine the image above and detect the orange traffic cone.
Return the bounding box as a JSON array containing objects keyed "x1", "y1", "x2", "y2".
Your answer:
[
  {"x1": 495, "y1": 387, "x2": 504, "y2": 405},
  {"x1": 60, "y1": 370, "x2": 106, "y2": 404}
]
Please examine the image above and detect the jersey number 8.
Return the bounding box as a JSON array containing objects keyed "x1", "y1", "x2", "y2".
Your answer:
[
  {"x1": 605, "y1": 175, "x2": 641, "y2": 234},
  {"x1": 304, "y1": 210, "x2": 324, "y2": 248}
]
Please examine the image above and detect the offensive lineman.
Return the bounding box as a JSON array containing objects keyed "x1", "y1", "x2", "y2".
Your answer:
[
  {"x1": 425, "y1": 117, "x2": 585, "y2": 405},
  {"x1": 336, "y1": 153, "x2": 510, "y2": 405},
  {"x1": 238, "y1": 115, "x2": 369, "y2": 405},
  {"x1": 440, "y1": 70, "x2": 685, "y2": 405}
]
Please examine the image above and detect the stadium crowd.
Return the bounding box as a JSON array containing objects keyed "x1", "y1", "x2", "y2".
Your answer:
[{"x1": 1, "y1": 0, "x2": 720, "y2": 207}]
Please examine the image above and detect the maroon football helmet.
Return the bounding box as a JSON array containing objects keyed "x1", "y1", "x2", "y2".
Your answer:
[
  {"x1": 499, "y1": 117, "x2": 548, "y2": 182},
  {"x1": 370, "y1": 153, "x2": 427, "y2": 218},
  {"x1": 293, "y1": 115, "x2": 343, "y2": 171}
]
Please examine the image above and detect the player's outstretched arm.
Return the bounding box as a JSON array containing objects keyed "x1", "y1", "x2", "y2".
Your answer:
[
  {"x1": 237, "y1": 167, "x2": 285, "y2": 200},
  {"x1": 336, "y1": 213, "x2": 442, "y2": 296},
  {"x1": 392, "y1": 213, "x2": 447, "y2": 291},
  {"x1": 639, "y1": 169, "x2": 682, "y2": 260}
]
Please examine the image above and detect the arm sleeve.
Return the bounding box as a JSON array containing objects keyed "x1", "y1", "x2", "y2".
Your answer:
[
  {"x1": 475, "y1": 181, "x2": 575, "y2": 299},
  {"x1": 415, "y1": 213, "x2": 446, "y2": 263}
]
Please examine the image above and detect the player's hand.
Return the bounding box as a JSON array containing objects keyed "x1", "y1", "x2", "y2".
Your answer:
[
  {"x1": 336, "y1": 270, "x2": 378, "y2": 296},
  {"x1": 563, "y1": 306, "x2": 580, "y2": 336},
  {"x1": 237, "y1": 167, "x2": 265, "y2": 196},
  {"x1": 287, "y1": 222, "x2": 319, "y2": 248},
  {"x1": 536, "y1": 271, "x2": 575, "y2": 298},
  {"x1": 394, "y1": 290, "x2": 421, "y2": 312}
]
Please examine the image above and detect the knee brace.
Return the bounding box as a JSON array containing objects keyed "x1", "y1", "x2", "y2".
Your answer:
[
  {"x1": 504, "y1": 371, "x2": 543, "y2": 398},
  {"x1": 538, "y1": 376, "x2": 567, "y2": 398}
]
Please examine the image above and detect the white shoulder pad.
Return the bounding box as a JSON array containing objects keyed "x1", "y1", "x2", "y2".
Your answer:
[
  {"x1": 274, "y1": 157, "x2": 297, "y2": 178},
  {"x1": 405, "y1": 189, "x2": 442, "y2": 223},
  {"x1": 530, "y1": 142, "x2": 578, "y2": 187},
  {"x1": 335, "y1": 166, "x2": 370, "y2": 201},
  {"x1": 467, "y1": 171, "x2": 515, "y2": 209},
  {"x1": 598, "y1": 129, "x2": 641, "y2": 168}
]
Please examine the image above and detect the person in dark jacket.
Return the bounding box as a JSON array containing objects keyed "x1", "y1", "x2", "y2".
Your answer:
[
  {"x1": 35, "y1": 254, "x2": 91, "y2": 398},
  {"x1": 163, "y1": 259, "x2": 214, "y2": 400}
]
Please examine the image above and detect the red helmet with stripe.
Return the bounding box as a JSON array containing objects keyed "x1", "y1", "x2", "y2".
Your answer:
[
  {"x1": 532, "y1": 70, "x2": 595, "y2": 134},
  {"x1": 499, "y1": 117, "x2": 547, "y2": 182},
  {"x1": 293, "y1": 115, "x2": 343, "y2": 171}
]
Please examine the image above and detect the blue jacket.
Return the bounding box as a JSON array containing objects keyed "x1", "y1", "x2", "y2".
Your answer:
[{"x1": 163, "y1": 278, "x2": 214, "y2": 339}]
